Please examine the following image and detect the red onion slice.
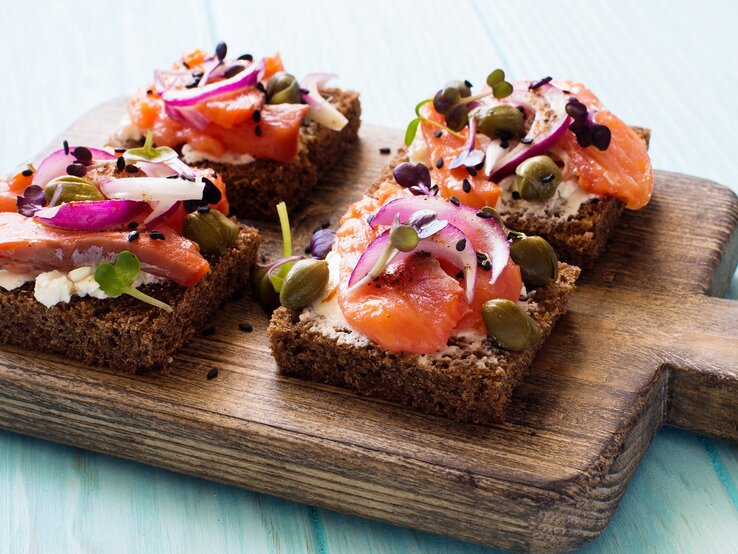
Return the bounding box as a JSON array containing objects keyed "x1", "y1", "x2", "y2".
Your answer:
[
  {"x1": 348, "y1": 223, "x2": 477, "y2": 303},
  {"x1": 33, "y1": 200, "x2": 148, "y2": 231},
  {"x1": 370, "y1": 195, "x2": 510, "y2": 284},
  {"x1": 141, "y1": 200, "x2": 180, "y2": 229},
  {"x1": 484, "y1": 82, "x2": 571, "y2": 182},
  {"x1": 162, "y1": 59, "x2": 264, "y2": 108},
  {"x1": 100, "y1": 177, "x2": 205, "y2": 203},
  {"x1": 136, "y1": 161, "x2": 178, "y2": 178},
  {"x1": 164, "y1": 103, "x2": 211, "y2": 131},
  {"x1": 300, "y1": 73, "x2": 348, "y2": 131},
  {"x1": 32, "y1": 147, "x2": 116, "y2": 189},
  {"x1": 154, "y1": 69, "x2": 192, "y2": 95}
]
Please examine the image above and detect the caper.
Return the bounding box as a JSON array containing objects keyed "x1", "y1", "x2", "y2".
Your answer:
[
  {"x1": 481, "y1": 298, "x2": 541, "y2": 352},
  {"x1": 251, "y1": 265, "x2": 280, "y2": 313},
  {"x1": 266, "y1": 73, "x2": 301, "y2": 105},
  {"x1": 183, "y1": 210, "x2": 239, "y2": 255},
  {"x1": 390, "y1": 224, "x2": 419, "y2": 252},
  {"x1": 476, "y1": 104, "x2": 526, "y2": 141},
  {"x1": 279, "y1": 258, "x2": 329, "y2": 310},
  {"x1": 444, "y1": 103, "x2": 470, "y2": 132},
  {"x1": 514, "y1": 155, "x2": 562, "y2": 201},
  {"x1": 44, "y1": 177, "x2": 104, "y2": 204},
  {"x1": 510, "y1": 236, "x2": 559, "y2": 288}
]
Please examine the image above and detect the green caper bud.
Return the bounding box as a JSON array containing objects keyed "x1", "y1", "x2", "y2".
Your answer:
[
  {"x1": 481, "y1": 298, "x2": 541, "y2": 352},
  {"x1": 433, "y1": 86, "x2": 462, "y2": 115},
  {"x1": 514, "y1": 155, "x2": 562, "y2": 201},
  {"x1": 279, "y1": 258, "x2": 330, "y2": 310},
  {"x1": 251, "y1": 265, "x2": 280, "y2": 313},
  {"x1": 476, "y1": 104, "x2": 526, "y2": 141},
  {"x1": 183, "y1": 210, "x2": 239, "y2": 255},
  {"x1": 390, "y1": 225, "x2": 419, "y2": 252},
  {"x1": 44, "y1": 177, "x2": 104, "y2": 203},
  {"x1": 510, "y1": 236, "x2": 559, "y2": 288},
  {"x1": 444, "y1": 104, "x2": 470, "y2": 132},
  {"x1": 266, "y1": 73, "x2": 301, "y2": 104}
]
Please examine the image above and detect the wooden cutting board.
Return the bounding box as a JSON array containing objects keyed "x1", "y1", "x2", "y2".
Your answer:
[{"x1": 0, "y1": 100, "x2": 736, "y2": 552}]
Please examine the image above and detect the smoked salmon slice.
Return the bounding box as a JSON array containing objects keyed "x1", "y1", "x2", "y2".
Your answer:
[{"x1": 0, "y1": 213, "x2": 209, "y2": 287}]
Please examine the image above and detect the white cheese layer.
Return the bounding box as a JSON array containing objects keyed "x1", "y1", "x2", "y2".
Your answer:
[
  {"x1": 34, "y1": 266, "x2": 164, "y2": 308},
  {"x1": 181, "y1": 144, "x2": 256, "y2": 166},
  {"x1": 115, "y1": 114, "x2": 144, "y2": 143}
]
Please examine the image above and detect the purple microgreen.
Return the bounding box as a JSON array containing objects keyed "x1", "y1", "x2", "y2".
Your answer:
[
  {"x1": 16, "y1": 185, "x2": 46, "y2": 216},
  {"x1": 407, "y1": 209, "x2": 448, "y2": 239},
  {"x1": 566, "y1": 98, "x2": 611, "y2": 151},
  {"x1": 393, "y1": 162, "x2": 432, "y2": 191},
  {"x1": 450, "y1": 116, "x2": 486, "y2": 170},
  {"x1": 310, "y1": 228, "x2": 336, "y2": 259}
]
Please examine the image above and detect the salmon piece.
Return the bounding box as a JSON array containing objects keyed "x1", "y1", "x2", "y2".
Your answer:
[
  {"x1": 335, "y1": 181, "x2": 523, "y2": 354},
  {"x1": 419, "y1": 103, "x2": 502, "y2": 209},
  {"x1": 129, "y1": 94, "x2": 161, "y2": 130},
  {"x1": 0, "y1": 171, "x2": 35, "y2": 213},
  {"x1": 557, "y1": 110, "x2": 653, "y2": 209},
  {"x1": 0, "y1": 213, "x2": 209, "y2": 287},
  {"x1": 179, "y1": 49, "x2": 208, "y2": 70},
  {"x1": 262, "y1": 53, "x2": 285, "y2": 81},
  {"x1": 196, "y1": 88, "x2": 264, "y2": 129}
]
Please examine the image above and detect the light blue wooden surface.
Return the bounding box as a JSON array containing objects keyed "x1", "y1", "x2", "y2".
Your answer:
[{"x1": 1, "y1": 0, "x2": 737, "y2": 552}]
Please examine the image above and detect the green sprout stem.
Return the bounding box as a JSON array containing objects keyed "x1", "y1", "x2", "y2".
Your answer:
[
  {"x1": 272, "y1": 201, "x2": 295, "y2": 292},
  {"x1": 422, "y1": 118, "x2": 465, "y2": 139},
  {"x1": 123, "y1": 286, "x2": 173, "y2": 312}
]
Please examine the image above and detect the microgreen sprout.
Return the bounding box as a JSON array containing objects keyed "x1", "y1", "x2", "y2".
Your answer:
[
  {"x1": 94, "y1": 251, "x2": 173, "y2": 312},
  {"x1": 124, "y1": 130, "x2": 178, "y2": 163},
  {"x1": 404, "y1": 99, "x2": 465, "y2": 146},
  {"x1": 392, "y1": 162, "x2": 439, "y2": 196},
  {"x1": 16, "y1": 185, "x2": 46, "y2": 216}
]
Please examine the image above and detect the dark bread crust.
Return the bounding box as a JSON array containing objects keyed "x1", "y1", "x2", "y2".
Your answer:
[
  {"x1": 379, "y1": 127, "x2": 650, "y2": 268},
  {"x1": 111, "y1": 89, "x2": 362, "y2": 221},
  {"x1": 268, "y1": 263, "x2": 580, "y2": 424},
  {"x1": 0, "y1": 225, "x2": 260, "y2": 373}
]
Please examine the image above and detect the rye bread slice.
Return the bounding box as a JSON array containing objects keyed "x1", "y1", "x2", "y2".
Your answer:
[
  {"x1": 388, "y1": 127, "x2": 651, "y2": 268},
  {"x1": 110, "y1": 88, "x2": 361, "y2": 221},
  {"x1": 0, "y1": 225, "x2": 259, "y2": 373},
  {"x1": 269, "y1": 262, "x2": 580, "y2": 424}
]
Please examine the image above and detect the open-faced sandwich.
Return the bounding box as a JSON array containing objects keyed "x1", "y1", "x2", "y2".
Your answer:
[
  {"x1": 267, "y1": 165, "x2": 580, "y2": 423},
  {"x1": 0, "y1": 134, "x2": 259, "y2": 372},
  {"x1": 400, "y1": 71, "x2": 653, "y2": 266},
  {"x1": 111, "y1": 42, "x2": 361, "y2": 221}
]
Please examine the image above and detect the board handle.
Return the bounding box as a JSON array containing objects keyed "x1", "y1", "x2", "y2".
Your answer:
[{"x1": 665, "y1": 295, "x2": 738, "y2": 441}]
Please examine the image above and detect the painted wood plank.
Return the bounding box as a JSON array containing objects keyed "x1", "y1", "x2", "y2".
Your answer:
[{"x1": 0, "y1": 0, "x2": 736, "y2": 552}]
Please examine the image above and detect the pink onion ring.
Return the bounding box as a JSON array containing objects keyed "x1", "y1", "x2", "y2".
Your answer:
[
  {"x1": 32, "y1": 147, "x2": 116, "y2": 189},
  {"x1": 300, "y1": 73, "x2": 348, "y2": 131},
  {"x1": 162, "y1": 59, "x2": 264, "y2": 108},
  {"x1": 33, "y1": 200, "x2": 148, "y2": 231},
  {"x1": 370, "y1": 195, "x2": 510, "y2": 284},
  {"x1": 348, "y1": 223, "x2": 477, "y2": 303}
]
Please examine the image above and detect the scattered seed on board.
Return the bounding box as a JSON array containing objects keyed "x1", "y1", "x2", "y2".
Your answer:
[
  {"x1": 207, "y1": 368, "x2": 219, "y2": 380},
  {"x1": 239, "y1": 322, "x2": 253, "y2": 332}
]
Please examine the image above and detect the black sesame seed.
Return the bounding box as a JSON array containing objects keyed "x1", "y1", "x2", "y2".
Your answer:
[
  {"x1": 455, "y1": 271, "x2": 464, "y2": 279},
  {"x1": 125, "y1": 164, "x2": 138, "y2": 174},
  {"x1": 481, "y1": 260, "x2": 492, "y2": 271},
  {"x1": 66, "y1": 163, "x2": 87, "y2": 177},
  {"x1": 182, "y1": 61, "x2": 190, "y2": 69},
  {"x1": 206, "y1": 368, "x2": 219, "y2": 380},
  {"x1": 63, "y1": 140, "x2": 70, "y2": 155},
  {"x1": 73, "y1": 146, "x2": 92, "y2": 163},
  {"x1": 430, "y1": 185, "x2": 440, "y2": 195},
  {"x1": 185, "y1": 77, "x2": 201, "y2": 89},
  {"x1": 449, "y1": 196, "x2": 460, "y2": 206},
  {"x1": 127, "y1": 231, "x2": 140, "y2": 242},
  {"x1": 255, "y1": 124, "x2": 262, "y2": 136},
  {"x1": 150, "y1": 231, "x2": 165, "y2": 240},
  {"x1": 529, "y1": 76, "x2": 552, "y2": 90},
  {"x1": 183, "y1": 199, "x2": 201, "y2": 213},
  {"x1": 21, "y1": 169, "x2": 33, "y2": 177},
  {"x1": 464, "y1": 79, "x2": 473, "y2": 88},
  {"x1": 466, "y1": 167, "x2": 477, "y2": 177},
  {"x1": 166, "y1": 174, "x2": 180, "y2": 179},
  {"x1": 215, "y1": 41, "x2": 227, "y2": 61},
  {"x1": 201, "y1": 326, "x2": 216, "y2": 337},
  {"x1": 500, "y1": 140, "x2": 510, "y2": 149},
  {"x1": 462, "y1": 179, "x2": 472, "y2": 193},
  {"x1": 197, "y1": 205, "x2": 211, "y2": 214},
  {"x1": 512, "y1": 191, "x2": 521, "y2": 200},
  {"x1": 476, "y1": 210, "x2": 493, "y2": 219},
  {"x1": 520, "y1": 137, "x2": 533, "y2": 145},
  {"x1": 239, "y1": 322, "x2": 253, "y2": 332},
  {"x1": 201, "y1": 177, "x2": 222, "y2": 204},
  {"x1": 435, "y1": 157, "x2": 444, "y2": 169},
  {"x1": 238, "y1": 53, "x2": 254, "y2": 61},
  {"x1": 433, "y1": 130, "x2": 443, "y2": 138},
  {"x1": 379, "y1": 147, "x2": 391, "y2": 155},
  {"x1": 116, "y1": 156, "x2": 125, "y2": 171},
  {"x1": 127, "y1": 221, "x2": 138, "y2": 229},
  {"x1": 304, "y1": 246, "x2": 312, "y2": 254},
  {"x1": 455, "y1": 238, "x2": 467, "y2": 251},
  {"x1": 252, "y1": 109, "x2": 261, "y2": 123},
  {"x1": 146, "y1": 89, "x2": 154, "y2": 95},
  {"x1": 114, "y1": 148, "x2": 126, "y2": 154},
  {"x1": 224, "y1": 65, "x2": 244, "y2": 79},
  {"x1": 256, "y1": 82, "x2": 266, "y2": 93}
]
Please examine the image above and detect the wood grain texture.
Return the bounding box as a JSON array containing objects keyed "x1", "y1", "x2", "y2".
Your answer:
[
  {"x1": 2, "y1": 1, "x2": 738, "y2": 552},
  {"x1": 0, "y1": 101, "x2": 735, "y2": 552}
]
